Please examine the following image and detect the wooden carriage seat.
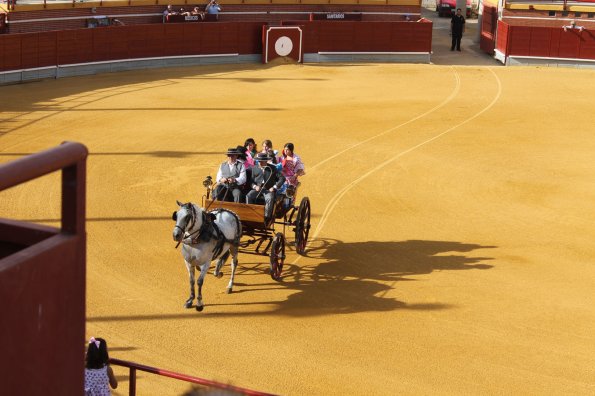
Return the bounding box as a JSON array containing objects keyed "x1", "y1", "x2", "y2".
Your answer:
[{"x1": 205, "y1": 199, "x2": 265, "y2": 225}]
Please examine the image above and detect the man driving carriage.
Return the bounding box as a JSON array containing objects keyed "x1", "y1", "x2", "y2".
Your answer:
[
  {"x1": 246, "y1": 152, "x2": 285, "y2": 222},
  {"x1": 213, "y1": 147, "x2": 247, "y2": 203}
]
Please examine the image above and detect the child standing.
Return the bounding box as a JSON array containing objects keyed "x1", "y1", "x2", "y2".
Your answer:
[{"x1": 84, "y1": 337, "x2": 118, "y2": 396}]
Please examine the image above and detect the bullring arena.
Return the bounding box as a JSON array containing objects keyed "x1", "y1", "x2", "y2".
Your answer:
[{"x1": 2, "y1": 2, "x2": 595, "y2": 396}]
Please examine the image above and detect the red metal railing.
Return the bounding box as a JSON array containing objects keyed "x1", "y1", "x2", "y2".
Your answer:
[{"x1": 110, "y1": 358, "x2": 277, "y2": 396}]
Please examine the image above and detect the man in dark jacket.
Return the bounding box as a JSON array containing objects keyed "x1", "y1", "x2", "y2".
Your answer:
[
  {"x1": 246, "y1": 152, "x2": 285, "y2": 221},
  {"x1": 451, "y1": 8, "x2": 465, "y2": 51}
]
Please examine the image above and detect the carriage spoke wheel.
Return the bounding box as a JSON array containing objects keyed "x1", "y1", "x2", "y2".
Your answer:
[
  {"x1": 270, "y1": 232, "x2": 285, "y2": 281},
  {"x1": 295, "y1": 197, "x2": 311, "y2": 255}
]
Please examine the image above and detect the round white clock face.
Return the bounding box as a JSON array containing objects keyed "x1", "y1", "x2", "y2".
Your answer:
[{"x1": 274, "y1": 36, "x2": 293, "y2": 57}]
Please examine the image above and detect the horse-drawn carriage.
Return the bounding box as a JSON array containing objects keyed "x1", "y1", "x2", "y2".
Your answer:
[
  {"x1": 171, "y1": 175, "x2": 310, "y2": 311},
  {"x1": 201, "y1": 176, "x2": 311, "y2": 280}
]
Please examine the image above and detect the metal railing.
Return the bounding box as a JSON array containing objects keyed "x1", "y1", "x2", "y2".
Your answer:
[{"x1": 110, "y1": 358, "x2": 277, "y2": 396}]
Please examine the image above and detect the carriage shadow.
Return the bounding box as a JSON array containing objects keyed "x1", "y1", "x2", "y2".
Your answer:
[
  {"x1": 86, "y1": 238, "x2": 495, "y2": 322},
  {"x1": 217, "y1": 238, "x2": 495, "y2": 317}
]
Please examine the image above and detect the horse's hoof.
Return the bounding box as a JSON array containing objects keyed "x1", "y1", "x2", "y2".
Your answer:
[
  {"x1": 196, "y1": 305, "x2": 204, "y2": 312},
  {"x1": 216, "y1": 272, "x2": 223, "y2": 279},
  {"x1": 226, "y1": 287, "x2": 232, "y2": 294},
  {"x1": 184, "y1": 301, "x2": 193, "y2": 309}
]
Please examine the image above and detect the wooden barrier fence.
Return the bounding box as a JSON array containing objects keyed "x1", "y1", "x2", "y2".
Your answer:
[
  {"x1": 0, "y1": 20, "x2": 431, "y2": 72},
  {"x1": 496, "y1": 20, "x2": 595, "y2": 60}
]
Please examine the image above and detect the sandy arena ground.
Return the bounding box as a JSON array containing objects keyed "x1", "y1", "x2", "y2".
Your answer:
[{"x1": 2, "y1": 11, "x2": 595, "y2": 396}]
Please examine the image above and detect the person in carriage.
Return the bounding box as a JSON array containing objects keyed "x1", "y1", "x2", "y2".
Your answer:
[
  {"x1": 213, "y1": 147, "x2": 247, "y2": 203},
  {"x1": 278, "y1": 142, "x2": 305, "y2": 195},
  {"x1": 246, "y1": 152, "x2": 286, "y2": 222},
  {"x1": 244, "y1": 138, "x2": 257, "y2": 159}
]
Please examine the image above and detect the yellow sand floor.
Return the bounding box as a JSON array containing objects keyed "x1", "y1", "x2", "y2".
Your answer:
[{"x1": 1, "y1": 62, "x2": 595, "y2": 395}]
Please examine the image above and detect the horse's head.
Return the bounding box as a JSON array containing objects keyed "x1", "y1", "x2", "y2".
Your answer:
[{"x1": 172, "y1": 201, "x2": 203, "y2": 242}]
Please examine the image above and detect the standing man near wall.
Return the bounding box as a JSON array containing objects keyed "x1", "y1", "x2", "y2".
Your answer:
[
  {"x1": 451, "y1": 8, "x2": 465, "y2": 51},
  {"x1": 205, "y1": 0, "x2": 221, "y2": 20}
]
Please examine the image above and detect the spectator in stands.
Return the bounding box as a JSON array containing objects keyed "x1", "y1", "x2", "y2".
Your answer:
[
  {"x1": 205, "y1": 0, "x2": 221, "y2": 18},
  {"x1": 246, "y1": 152, "x2": 286, "y2": 222},
  {"x1": 179, "y1": 7, "x2": 190, "y2": 16},
  {"x1": 278, "y1": 142, "x2": 305, "y2": 187},
  {"x1": 191, "y1": 6, "x2": 206, "y2": 20},
  {"x1": 84, "y1": 337, "x2": 118, "y2": 395},
  {"x1": 214, "y1": 147, "x2": 247, "y2": 203},
  {"x1": 450, "y1": 8, "x2": 465, "y2": 52},
  {"x1": 163, "y1": 4, "x2": 177, "y2": 22}
]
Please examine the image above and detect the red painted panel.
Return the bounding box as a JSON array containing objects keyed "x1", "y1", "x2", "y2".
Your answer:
[
  {"x1": 107, "y1": 28, "x2": 130, "y2": 60},
  {"x1": 548, "y1": 29, "x2": 561, "y2": 57},
  {"x1": 127, "y1": 25, "x2": 151, "y2": 59},
  {"x1": 57, "y1": 30, "x2": 78, "y2": 65},
  {"x1": 319, "y1": 22, "x2": 356, "y2": 52},
  {"x1": 2, "y1": 36, "x2": 22, "y2": 71},
  {"x1": 558, "y1": 30, "x2": 581, "y2": 58},
  {"x1": 496, "y1": 21, "x2": 509, "y2": 54},
  {"x1": 20, "y1": 33, "x2": 39, "y2": 69},
  {"x1": 480, "y1": 6, "x2": 496, "y2": 53},
  {"x1": 91, "y1": 28, "x2": 111, "y2": 62},
  {"x1": 238, "y1": 22, "x2": 264, "y2": 55},
  {"x1": 38, "y1": 32, "x2": 57, "y2": 68},
  {"x1": 579, "y1": 32, "x2": 595, "y2": 58},
  {"x1": 219, "y1": 23, "x2": 240, "y2": 54},
  {"x1": 164, "y1": 23, "x2": 185, "y2": 56},
  {"x1": 73, "y1": 29, "x2": 94, "y2": 64},
  {"x1": 181, "y1": 23, "x2": 202, "y2": 55},
  {"x1": 200, "y1": 24, "x2": 224, "y2": 54},
  {"x1": 0, "y1": 38, "x2": 4, "y2": 71},
  {"x1": 371, "y1": 23, "x2": 392, "y2": 52},
  {"x1": 509, "y1": 26, "x2": 532, "y2": 55},
  {"x1": 528, "y1": 28, "x2": 551, "y2": 57},
  {"x1": 143, "y1": 25, "x2": 167, "y2": 58},
  {"x1": 1, "y1": 235, "x2": 85, "y2": 396}
]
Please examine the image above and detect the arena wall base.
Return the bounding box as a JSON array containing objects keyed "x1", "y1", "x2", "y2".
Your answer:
[
  {"x1": 0, "y1": 54, "x2": 261, "y2": 85},
  {"x1": 494, "y1": 49, "x2": 506, "y2": 65},
  {"x1": 505, "y1": 55, "x2": 595, "y2": 69},
  {"x1": 0, "y1": 52, "x2": 432, "y2": 85},
  {"x1": 306, "y1": 52, "x2": 431, "y2": 63}
]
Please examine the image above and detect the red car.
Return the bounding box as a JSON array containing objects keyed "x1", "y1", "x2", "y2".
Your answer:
[{"x1": 436, "y1": 0, "x2": 472, "y2": 18}]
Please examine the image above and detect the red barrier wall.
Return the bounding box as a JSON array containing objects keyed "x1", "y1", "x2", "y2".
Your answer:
[
  {"x1": 0, "y1": 21, "x2": 431, "y2": 72},
  {"x1": 480, "y1": 5, "x2": 497, "y2": 54},
  {"x1": 496, "y1": 20, "x2": 510, "y2": 55},
  {"x1": 497, "y1": 20, "x2": 595, "y2": 60}
]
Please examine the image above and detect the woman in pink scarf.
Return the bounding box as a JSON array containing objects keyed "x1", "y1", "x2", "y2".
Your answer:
[{"x1": 279, "y1": 142, "x2": 305, "y2": 187}]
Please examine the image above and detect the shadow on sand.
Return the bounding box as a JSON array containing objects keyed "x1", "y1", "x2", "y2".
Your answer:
[{"x1": 88, "y1": 238, "x2": 495, "y2": 321}]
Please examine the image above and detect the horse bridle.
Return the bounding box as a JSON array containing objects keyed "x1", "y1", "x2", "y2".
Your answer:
[{"x1": 173, "y1": 203, "x2": 202, "y2": 247}]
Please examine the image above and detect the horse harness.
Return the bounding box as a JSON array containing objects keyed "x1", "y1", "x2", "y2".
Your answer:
[{"x1": 176, "y1": 204, "x2": 241, "y2": 260}]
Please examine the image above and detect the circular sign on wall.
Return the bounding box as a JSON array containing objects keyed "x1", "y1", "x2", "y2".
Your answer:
[{"x1": 274, "y1": 36, "x2": 293, "y2": 57}]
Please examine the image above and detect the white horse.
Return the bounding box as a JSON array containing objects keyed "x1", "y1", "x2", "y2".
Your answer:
[{"x1": 172, "y1": 201, "x2": 241, "y2": 311}]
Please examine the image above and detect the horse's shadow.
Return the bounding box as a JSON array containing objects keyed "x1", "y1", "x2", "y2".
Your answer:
[{"x1": 219, "y1": 238, "x2": 495, "y2": 317}]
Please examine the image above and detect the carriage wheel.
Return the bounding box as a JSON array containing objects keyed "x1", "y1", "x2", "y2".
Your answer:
[
  {"x1": 270, "y1": 232, "x2": 285, "y2": 281},
  {"x1": 295, "y1": 197, "x2": 311, "y2": 255}
]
